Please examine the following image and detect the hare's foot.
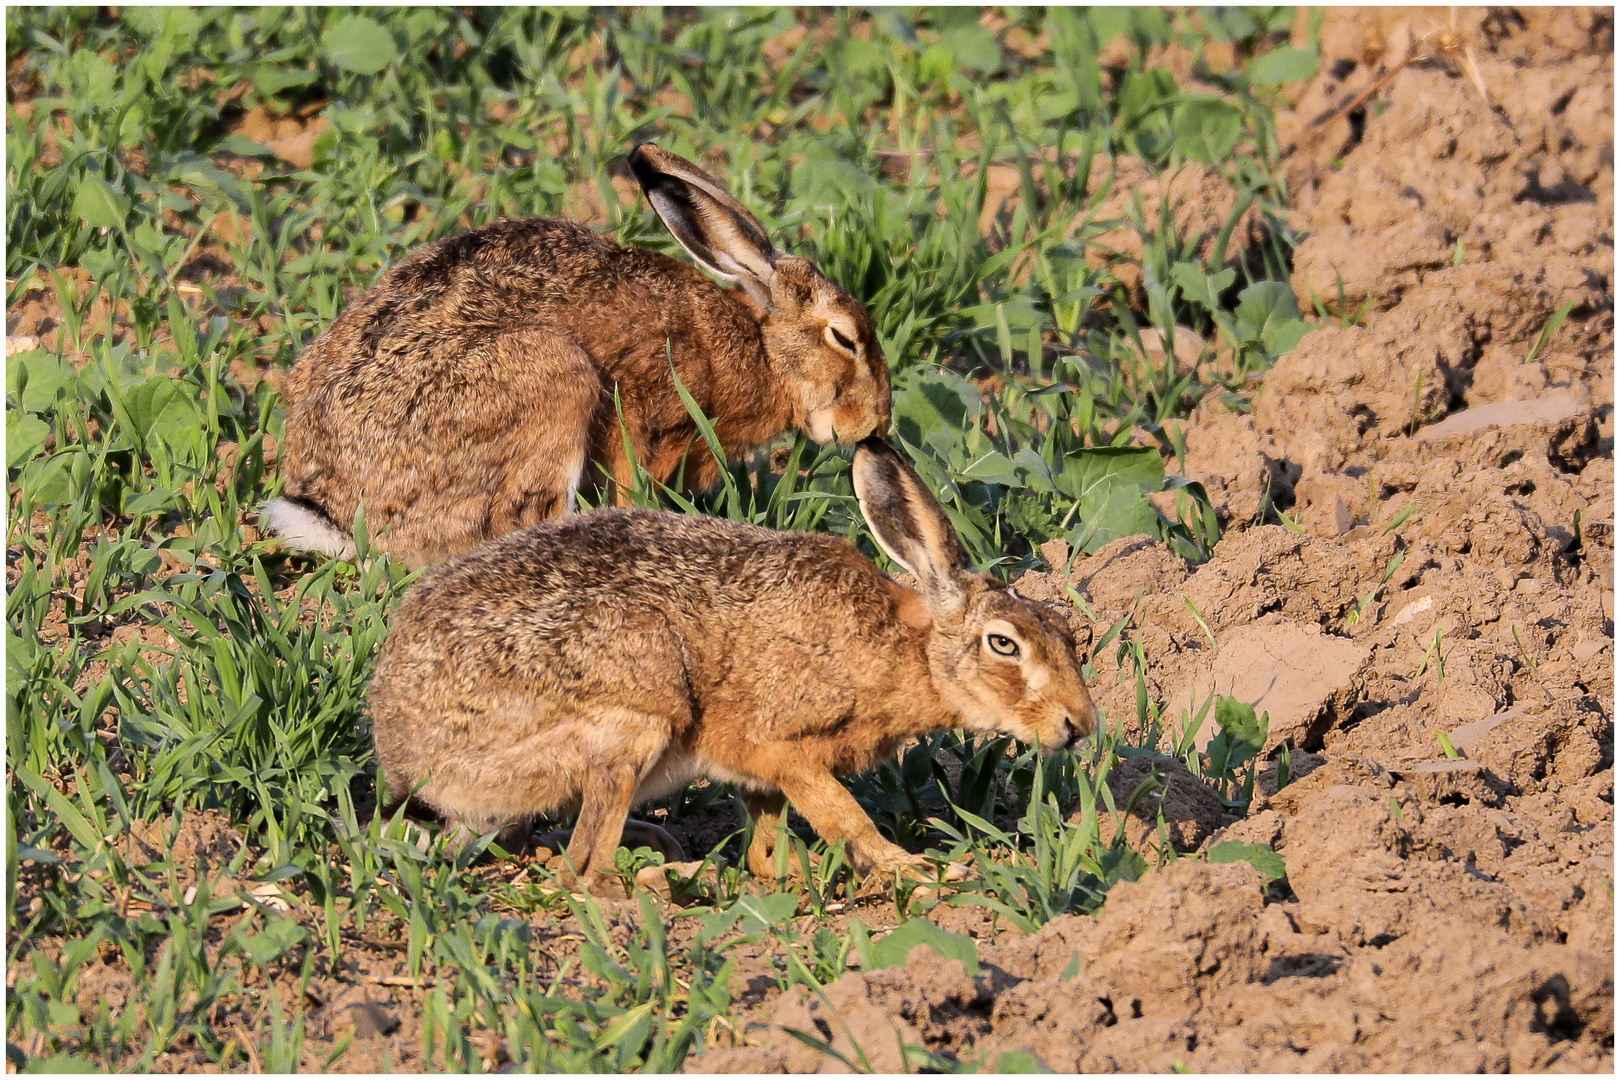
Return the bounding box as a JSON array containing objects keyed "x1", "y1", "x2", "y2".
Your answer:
[
  {"x1": 744, "y1": 790, "x2": 790, "y2": 880},
  {"x1": 553, "y1": 765, "x2": 640, "y2": 895}
]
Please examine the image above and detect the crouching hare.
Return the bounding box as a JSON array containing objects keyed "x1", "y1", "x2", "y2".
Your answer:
[
  {"x1": 266, "y1": 143, "x2": 890, "y2": 568},
  {"x1": 369, "y1": 438, "x2": 1096, "y2": 893}
]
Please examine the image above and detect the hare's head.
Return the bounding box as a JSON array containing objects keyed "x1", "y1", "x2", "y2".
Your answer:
[
  {"x1": 853, "y1": 437, "x2": 1096, "y2": 750},
  {"x1": 629, "y1": 143, "x2": 890, "y2": 445}
]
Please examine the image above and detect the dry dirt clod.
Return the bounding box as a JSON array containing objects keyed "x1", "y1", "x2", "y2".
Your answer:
[{"x1": 1168, "y1": 621, "x2": 1370, "y2": 753}]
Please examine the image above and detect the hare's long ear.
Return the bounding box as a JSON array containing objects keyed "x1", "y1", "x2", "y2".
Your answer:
[
  {"x1": 852, "y1": 437, "x2": 968, "y2": 620},
  {"x1": 629, "y1": 143, "x2": 776, "y2": 305}
]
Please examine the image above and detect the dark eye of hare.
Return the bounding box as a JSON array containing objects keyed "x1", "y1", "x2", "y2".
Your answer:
[
  {"x1": 986, "y1": 633, "x2": 1019, "y2": 657},
  {"x1": 827, "y1": 325, "x2": 856, "y2": 353}
]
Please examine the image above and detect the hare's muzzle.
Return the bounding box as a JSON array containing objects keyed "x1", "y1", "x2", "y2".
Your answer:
[{"x1": 1062, "y1": 698, "x2": 1099, "y2": 749}]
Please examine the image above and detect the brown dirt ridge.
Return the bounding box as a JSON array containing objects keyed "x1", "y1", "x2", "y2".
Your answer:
[{"x1": 690, "y1": 8, "x2": 1613, "y2": 1073}]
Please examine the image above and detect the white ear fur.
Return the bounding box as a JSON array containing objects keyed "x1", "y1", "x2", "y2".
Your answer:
[
  {"x1": 629, "y1": 144, "x2": 778, "y2": 304},
  {"x1": 851, "y1": 438, "x2": 968, "y2": 618}
]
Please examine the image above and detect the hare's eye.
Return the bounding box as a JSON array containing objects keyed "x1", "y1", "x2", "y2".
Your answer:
[
  {"x1": 986, "y1": 633, "x2": 1019, "y2": 658},
  {"x1": 825, "y1": 325, "x2": 857, "y2": 354}
]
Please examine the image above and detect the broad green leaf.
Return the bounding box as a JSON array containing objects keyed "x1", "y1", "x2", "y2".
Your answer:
[
  {"x1": 71, "y1": 175, "x2": 130, "y2": 229},
  {"x1": 936, "y1": 23, "x2": 1002, "y2": 74},
  {"x1": 733, "y1": 891, "x2": 800, "y2": 933},
  {"x1": 1235, "y1": 281, "x2": 1314, "y2": 353},
  {"x1": 892, "y1": 366, "x2": 982, "y2": 457},
  {"x1": 7, "y1": 413, "x2": 51, "y2": 468},
  {"x1": 20, "y1": 453, "x2": 74, "y2": 505},
  {"x1": 1214, "y1": 696, "x2": 1267, "y2": 757},
  {"x1": 122, "y1": 376, "x2": 200, "y2": 445},
  {"x1": 1207, "y1": 841, "x2": 1287, "y2": 882},
  {"x1": 866, "y1": 917, "x2": 981, "y2": 973},
  {"x1": 1055, "y1": 446, "x2": 1166, "y2": 553},
  {"x1": 1247, "y1": 47, "x2": 1318, "y2": 87},
  {"x1": 8, "y1": 350, "x2": 77, "y2": 412},
  {"x1": 322, "y1": 15, "x2": 397, "y2": 75},
  {"x1": 24, "y1": 1055, "x2": 101, "y2": 1074},
  {"x1": 1172, "y1": 98, "x2": 1243, "y2": 165},
  {"x1": 1170, "y1": 262, "x2": 1236, "y2": 314},
  {"x1": 959, "y1": 452, "x2": 1025, "y2": 487},
  {"x1": 994, "y1": 1049, "x2": 1054, "y2": 1073}
]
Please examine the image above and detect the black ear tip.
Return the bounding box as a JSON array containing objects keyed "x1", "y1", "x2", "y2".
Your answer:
[
  {"x1": 855, "y1": 435, "x2": 897, "y2": 459},
  {"x1": 627, "y1": 143, "x2": 663, "y2": 182}
]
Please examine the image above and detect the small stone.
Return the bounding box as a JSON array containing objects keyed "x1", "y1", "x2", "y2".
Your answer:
[
  {"x1": 1390, "y1": 594, "x2": 1435, "y2": 626},
  {"x1": 1413, "y1": 392, "x2": 1589, "y2": 441},
  {"x1": 1572, "y1": 638, "x2": 1607, "y2": 662},
  {"x1": 1330, "y1": 494, "x2": 1355, "y2": 536},
  {"x1": 1448, "y1": 706, "x2": 1528, "y2": 751}
]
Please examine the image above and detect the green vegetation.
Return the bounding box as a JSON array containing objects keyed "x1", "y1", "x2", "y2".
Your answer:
[{"x1": 8, "y1": 7, "x2": 1317, "y2": 1070}]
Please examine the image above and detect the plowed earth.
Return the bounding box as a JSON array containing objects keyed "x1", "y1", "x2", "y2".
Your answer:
[{"x1": 690, "y1": 7, "x2": 1615, "y2": 1072}]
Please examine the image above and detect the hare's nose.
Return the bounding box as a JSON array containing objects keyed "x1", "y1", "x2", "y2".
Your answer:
[{"x1": 1062, "y1": 706, "x2": 1096, "y2": 748}]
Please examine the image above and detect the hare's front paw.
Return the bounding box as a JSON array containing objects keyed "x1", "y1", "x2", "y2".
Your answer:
[
  {"x1": 861, "y1": 846, "x2": 930, "y2": 877},
  {"x1": 861, "y1": 849, "x2": 971, "y2": 894}
]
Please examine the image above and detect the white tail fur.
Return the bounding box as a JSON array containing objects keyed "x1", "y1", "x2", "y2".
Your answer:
[{"x1": 261, "y1": 498, "x2": 357, "y2": 560}]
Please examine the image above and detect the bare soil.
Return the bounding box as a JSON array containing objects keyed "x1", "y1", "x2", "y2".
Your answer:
[{"x1": 690, "y1": 7, "x2": 1614, "y2": 1072}]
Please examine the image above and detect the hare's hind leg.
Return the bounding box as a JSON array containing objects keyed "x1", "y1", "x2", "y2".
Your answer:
[{"x1": 489, "y1": 329, "x2": 602, "y2": 534}]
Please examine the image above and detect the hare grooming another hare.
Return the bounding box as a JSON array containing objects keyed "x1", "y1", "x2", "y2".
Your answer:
[
  {"x1": 369, "y1": 437, "x2": 1096, "y2": 894},
  {"x1": 265, "y1": 143, "x2": 891, "y2": 568}
]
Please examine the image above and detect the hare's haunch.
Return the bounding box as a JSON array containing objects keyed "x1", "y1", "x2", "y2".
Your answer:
[
  {"x1": 267, "y1": 144, "x2": 890, "y2": 568},
  {"x1": 369, "y1": 438, "x2": 1096, "y2": 893}
]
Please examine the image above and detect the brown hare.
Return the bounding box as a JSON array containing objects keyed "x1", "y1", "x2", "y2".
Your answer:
[
  {"x1": 369, "y1": 437, "x2": 1097, "y2": 894},
  {"x1": 264, "y1": 143, "x2": 891, "y2": 568}
]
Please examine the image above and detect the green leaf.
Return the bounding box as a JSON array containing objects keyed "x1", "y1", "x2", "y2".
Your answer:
[
  {"x1": 14, "y1": 766, "x2": 104, "y2": 854},
  {"x1": 936, "y1": 23, "x2": 1002, "y2": 74},
  {"x1": 71, "y1": 175, "x2": 130, "y2": 229},
  {"x1": 993, "y1": 1049, "x2": 1054, "y2": 1073},
  {"x1": 892, "y1": 366, "x2": 983, "y2": 457},
  {"x1": 322, "y1": 15, "x2": 397, "y2": 75},
  {"x1": 959, "y1": 452, "x2": 1026, "y2": 487},
  {"x1": 866, "y1": 917, "x2": 981, "y2": 973},
  {"x1": 24, "y1": 1054, "x2": 101, "y2": 1074},
  {"x1": 8, "y1": 350, "x2": 77, "y2": 412},
  {"x1": 1247, "y1": 47, "x2": 1318, "y2": 86},
  {"x1": 1207, "y1": 841, "x2": 1287, "y2": 882},
  {"x1": 1172, "y1": 98, "x2": 1244, "y2": 165},
  {"x1": 1169, "y1": 262, "x2": 1236, "y2": 313},
  {"x1": 1235, "y1": 281, "x2": 1313, "y2": 354},
  {"x1": 122, "y1": 376, "x2": 200, "y2": 446},
  {"x1": 7, "y1": 413, "x2": 51, "y2": 469},
  {"x1": 1056, "y1": 446, "x2": 1166, "y2": 554},
  {"x1": 1214, "y1": 696, "x2": 1267, "y2": 756}
]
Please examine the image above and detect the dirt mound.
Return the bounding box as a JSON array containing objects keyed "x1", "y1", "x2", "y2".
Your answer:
[
  {"x1": 689, "y1": 10, "x2": 1612, "y2": 1073},
  {"x1": 701, "y1": 858, "x2": 1610, "y2": 1072}
]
